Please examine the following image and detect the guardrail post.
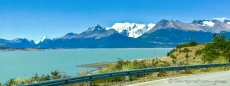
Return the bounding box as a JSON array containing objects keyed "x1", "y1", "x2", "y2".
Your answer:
[
  {"x1": 125, "y1": 71, "x2": 131, "y2": 81},
  {"x1": 87, "y1": 74, "x2": 92, "y2": 86},
  {"x1": 125, "y1": 76, "x2": 130, "y2": 81},
  {"x1": 87, "y1": 81, "x2": 92, "y2": 86},
  {"x1": 204, "y1": 67, "x2": 207, "y2": 71},
  {"x1": 223, "y1": 66, "x2": 226, "y2": 70}
]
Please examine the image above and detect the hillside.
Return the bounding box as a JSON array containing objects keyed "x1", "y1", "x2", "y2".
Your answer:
[
  {"x1": 165, "y1": 33, "x2": 230, "y2": 65},
  {"x1": 0, "y1": 43, "x2": 11, "y2": 49},
  {"x1": 162, "y1": 44, "x2": 205, "y2": 65}
]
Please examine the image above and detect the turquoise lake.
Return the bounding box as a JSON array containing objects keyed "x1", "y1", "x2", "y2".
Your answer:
[{"x1": 0, "y1": 48, "x2": 172, "y2": 83}]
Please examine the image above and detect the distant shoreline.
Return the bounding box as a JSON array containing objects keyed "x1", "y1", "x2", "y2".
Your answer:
[
  {"x1": 77, "y1": 62, "x2": 116, "y2": 68},
  {"x1": 0, "y1": 48, "x2": 173, "y2": 52},
  {"x1": 0, "y1": 48, "x2": 47, "y2": 52},
  {"x1": 77, "y1": 56, "x2": 169, "y2": 69}
]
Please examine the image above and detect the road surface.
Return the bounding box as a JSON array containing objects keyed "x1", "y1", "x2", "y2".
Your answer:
[{"x1": 128, "y1": 71, "x2": 230, "y2": 86}]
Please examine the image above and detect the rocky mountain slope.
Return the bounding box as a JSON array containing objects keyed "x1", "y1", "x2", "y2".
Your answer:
[{"x1": 2, "y1": 19, "x2": 230, "y2": 48}]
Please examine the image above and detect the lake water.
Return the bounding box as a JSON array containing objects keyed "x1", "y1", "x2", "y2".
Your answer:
[{"x1": 0, "y1": 48, "x2": 172, "y2": 83}]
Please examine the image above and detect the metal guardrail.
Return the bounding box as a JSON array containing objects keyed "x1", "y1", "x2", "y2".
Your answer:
[{"x1": 18, "y1": 63, "x2": 230, "y2": 86}]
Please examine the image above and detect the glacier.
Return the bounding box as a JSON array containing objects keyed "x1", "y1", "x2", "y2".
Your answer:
[
  {"x1": 35, "y1": 36, "x2": 48, "y2": 44},
  {"x1": 106, "y1": 22, "x2": 155, "y2": 38}
]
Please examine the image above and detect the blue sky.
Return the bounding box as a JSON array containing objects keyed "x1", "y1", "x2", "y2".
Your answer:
[{"x1": 0, "y1": 0, "x2": 230, "y2": 41}]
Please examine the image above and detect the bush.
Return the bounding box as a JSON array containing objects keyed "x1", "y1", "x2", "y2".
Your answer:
[
  {"x1": 115, "y1": 58, "x2": 125, "y2": 70},
  {"x1": 5, "y1": 79, "x2": 19, "y2": 86},
  {"x1": 167, "y1": 49, "x2": 176, "y2": 56},
  {"x1": 176, "y1": 40, "x2": 198, "y2": 49},
  {"x1": 4, "y1": 70, "x2": 68, "y2": 86},
  {"x1": 185, "y1": 53, "x2": 189, "y2": 60},
  {"x1": 180, "y1": 48, "x2": 189, "y2": 53},
  {"x1": 170, "y1": 54, "x2": 176, "y2": 59},
  {"x1": 151, "y1": 59, "x2": 157, "y2": 67}
]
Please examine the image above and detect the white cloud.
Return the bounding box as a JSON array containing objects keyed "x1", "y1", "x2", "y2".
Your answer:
[
  {"x1": 203, "y1": 21, "x2": 215, "y2": 27},
  {"x1": 213, "y1": 17, "x2": 229, "y2": 22}
]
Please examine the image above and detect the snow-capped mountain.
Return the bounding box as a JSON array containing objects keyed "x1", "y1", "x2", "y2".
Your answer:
[
  {"x1": 2, "y1": 18, "x2": 230, "y2": 49},
  {"x1": 86, "y1": 24, "x2": 106, "y2": 32},
  {"x1": 0, "y1": 43, "x2": 11, "y2": 49},
  {"x1": 192, "y1": 20, "x2": 215, "y2": 27},
  {"x1": 106, "y1": 23, "x2": 155, "y2": 38},
  {"x1": 224, "y1": 20, "x2": 230, "y2": 24},
  {"x1": 192, "y1": 19, "x2": 230, "y2": 33},
  {"x1": 82, "y1": 24, "x2": 118, "y2": 39},
  {"x1": 40, "y1": 24, "x2": 135, "y2": 48},
  {"x1": 147, "y1": 19, "x2": 203, "y2": 33},
  {"x1": 35, "y1": 36, "x2": 49, "y2": 44},
  {"x1": 0, "y1": 38, "x2": 36, "y2": 48},
  {"x1": 60, "y1": 24, "x2": 119, "y2": 39},
  {"x1": 139, "y1": 19, "x2": 214, "y2": 45}
]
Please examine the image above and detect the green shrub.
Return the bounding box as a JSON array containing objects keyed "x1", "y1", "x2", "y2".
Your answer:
[
  {"x1": 115, "y1": 58, "x2": 125, "y2": 70},
  {"x1": 176, "y1": 40, "x2": 198, "y2": 49},
  {"x1": 51, "y1": 70, "x2": 67, "y2": 79},
  {"x1": 182, "y1": 48, "x2": 189, "y2": 53},
  {"x1": 185, "y1": 53, "x2": 189, "y2": 61},
  {"x1": 167, "y1": 49, "x2": 176, "y2": 56},
  {"x1": 5, "y1": 79, "x2": 19, "y2": 86},
  {"x1": 4, "y1": 70, "x2": 68, "y2": 86},
  {"x1": 170, "y1": 54, "x2": 177, "y2": 59},
  {"x1": 151, "y1": 59, "x2": 157, "y2": 67}
]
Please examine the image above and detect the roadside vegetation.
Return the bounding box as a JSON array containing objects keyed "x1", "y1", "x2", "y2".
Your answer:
[
  {"x1": 2, "y1": 32, "x2": 230, "y2": 86},
  {"x1": 2, "y1": 70, "x2": 68, "y2": 86}
]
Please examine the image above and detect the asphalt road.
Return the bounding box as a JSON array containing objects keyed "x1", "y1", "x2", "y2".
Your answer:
[{"x1": 128, "y1": 71, "x2": 230, "y2": 86}]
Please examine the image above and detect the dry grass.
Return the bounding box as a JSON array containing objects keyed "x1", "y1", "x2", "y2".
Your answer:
[
  {"x1": 96, "y1": 44, "x2": 230, "y2": 86},
  {"x1": 174, "y1": 44, "x2": 204, "y2": 62},
  {"x1": 67, "y1": 44, "x2": 230, "y2": 86}
]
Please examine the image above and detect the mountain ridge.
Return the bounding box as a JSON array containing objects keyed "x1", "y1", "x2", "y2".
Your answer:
[
  {"x1": 106, "y1": 23, "x2": 155, "y2": 38},
  {"x1": 2, "y1": 19, "x2": 230, "y2": 48}
]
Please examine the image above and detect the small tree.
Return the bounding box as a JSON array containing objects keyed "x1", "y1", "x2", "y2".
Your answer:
[
  {"x1": 30, "y1": 73, "x2": 40, "y2": 81},
  {"x1": 167, "y1": 49, "x2": 176, "y2": 56},
  {"x1": 195, "y1": 49, "x2": 203, "y2": 62},
  {"x1": 51, "y1": 70, "x2": 67, "y2": 79},
  {"x1": 170, "y1": 54, "x2": 177, "y2": 65},
  {"x1": 212, "y1": 32, "x2": 226, "y2": 52},
  {"x1": 115, "y1": 58, "x2": 124, "y2": 70},
  {"x1": 185, "y1": 53, "x2": 189, "y2": 62},
  {"x1": 222, "y1": 42, "x2": 230, "y2": 62},
  {"x1": 185, "y1": 53, "x2": 190, "y2": 65},
  {"x1": 183, "y1": 48, "x2": 190, "y2": 53},
  {"x1": 189, "y1": 40, "x2": 198, "y2": 46},
  {"x1": 176, "y1": 40, "x2": 197, "y2": 48},
  {"x1": 202, "y1": 43, "x2": 219, "y2": 63}
]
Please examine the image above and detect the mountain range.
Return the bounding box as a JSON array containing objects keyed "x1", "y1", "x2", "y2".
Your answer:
[{"x1": 1, "y1": 19, "x2": 230, "y2": 48}]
